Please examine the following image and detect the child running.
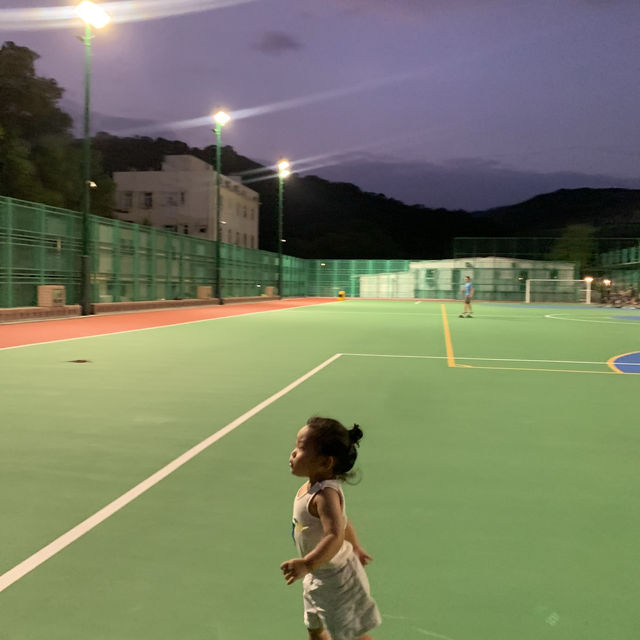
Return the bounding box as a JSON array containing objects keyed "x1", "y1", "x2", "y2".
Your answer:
[{"x1": 280, "y1": 416, "x2": 381, "y2": 640}]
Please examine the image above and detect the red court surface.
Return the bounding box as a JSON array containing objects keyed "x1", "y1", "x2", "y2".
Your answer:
[{"x1": 0, "y1": 298, "x2": 337, "y2": 349}]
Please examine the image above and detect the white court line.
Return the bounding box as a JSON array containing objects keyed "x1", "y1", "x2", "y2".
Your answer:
[
  {"x1": 545, "y1": 313, "x2": 640, "y2": 326},
  {"x1": 341, "y1": 352, "x2": 621, "y2": 366},
  {"x1": 415, "y1": 629, "x2": 457, "y2": 640},
  {"x1": 0, "y1": 353, "x2": 343, "y2": 594},
  {"x1": 293, "y1": 310, "x2": 528, "y2": 319},
  {"x1": 0, "y1": 301, "x2": 338, "y2": 351}
]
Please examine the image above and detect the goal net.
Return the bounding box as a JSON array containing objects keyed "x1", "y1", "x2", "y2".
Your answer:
[{"x1": 525, "y1": 279, "x2": 592, "y2": 304}]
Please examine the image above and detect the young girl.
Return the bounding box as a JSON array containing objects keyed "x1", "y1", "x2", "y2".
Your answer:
[{"x1": 280, "y1": 416, "x2": 381, "y2": 640}]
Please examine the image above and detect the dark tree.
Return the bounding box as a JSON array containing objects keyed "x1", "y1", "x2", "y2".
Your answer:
[{"x1": 0, "y1": 41, "x2": 113, "y2": 214}]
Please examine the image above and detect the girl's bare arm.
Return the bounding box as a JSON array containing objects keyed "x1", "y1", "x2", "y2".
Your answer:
[
  {"x1": 280, "y1": 488, "x2": 344, "y2": 584},
  {"x1": 345, "y1": 519, "x2": 373, "y2": 566}
]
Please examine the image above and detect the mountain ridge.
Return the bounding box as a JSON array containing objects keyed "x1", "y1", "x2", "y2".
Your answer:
[{"x1": 93, "y1": 133, "x2": 640, "y2": 259}]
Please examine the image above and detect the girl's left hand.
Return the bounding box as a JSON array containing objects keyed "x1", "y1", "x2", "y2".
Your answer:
[
  {"x1": 280, "y1": 558, "x2": 310, "y2": 585},
  {"x1": 353, "y1": 545, "x2": 373, "y2": 566}
]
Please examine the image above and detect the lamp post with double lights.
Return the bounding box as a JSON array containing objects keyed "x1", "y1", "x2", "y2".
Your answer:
[
  {"x1": 212, "y1": 110, "x2": 231, "y2": 302},
  {"x1": 75, "y1": 0, "x2": 110, "y2": 315},
  {"x1": 277, "y1": 160, "x2": 290, "y2": 298}
]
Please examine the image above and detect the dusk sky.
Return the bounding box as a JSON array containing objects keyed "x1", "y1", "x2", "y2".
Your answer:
[{"x1": 2, "y1": 0, "x2": 640, "y2": 210}]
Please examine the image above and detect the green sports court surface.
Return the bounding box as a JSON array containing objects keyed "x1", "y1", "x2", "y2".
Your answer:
[{"x1": 1, "y1": 299, "x2": 638, "y2": 639}]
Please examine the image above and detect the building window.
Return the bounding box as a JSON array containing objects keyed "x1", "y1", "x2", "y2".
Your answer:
[
  {"x1": 251, "y1": 236, "x2": 255, "y2": 248},
  {"x1": 199, "y1": 226, "x2": 207, "y2": 233},
  {"x1": 164, "y1": 224, "x2": 177, "y2": 232},
  {"x1": 180, "y1": 192, "x2": 186, "y2": 205},
  {"x1": 242, "y1": 206, "x2": 247, "y2": 218},
  {"x1": 122, "y1": 191, "x2": 133, "y2": 209},
  {"x1": 142, "y1": 192, "x2": 153, "y2": 209},
  {"x1": 228, "y1": 229, "x2": 233, "y2": 243},
  {"x1": 243, "y1": 233, "x2": 247, "y2": 247},
  {"x1": 236, "y1": 232, "x2": 240, "y2": 245}
]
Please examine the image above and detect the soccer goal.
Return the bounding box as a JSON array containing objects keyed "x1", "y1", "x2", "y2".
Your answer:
[{"x1": 524, "y1": 279, "x2": 593, "y2": 304}]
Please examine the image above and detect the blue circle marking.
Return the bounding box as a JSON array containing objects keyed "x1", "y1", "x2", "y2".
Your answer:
[{"x1": 610, "y1": 351, "x2": 640, "y2": 374}]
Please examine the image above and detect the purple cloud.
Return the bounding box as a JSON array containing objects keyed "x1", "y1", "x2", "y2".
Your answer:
[{"x1": 253, "y1": 31, "x2": 303, "y2": 55}]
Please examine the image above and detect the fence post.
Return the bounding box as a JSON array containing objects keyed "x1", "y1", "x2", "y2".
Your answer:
[
  {"x1": 2, "y1": 199, "x2": 14, "y2": 307},
  {"x1": 133, "y1": 224, "x2": 140, "y2": 301},
  {"x1": 38, "y1": 203, "x2": 46, "y2": 286},
  {"x1": 165, "y1": 234, "x2": 171, "y2": 299},
  {"x1": 113, "y1": 220, "x2": 121, "y2": 302},
  {"x1": 89, "y1": 214, "x2": 97, "y2": 306},
  {"x1": 178, "y1": 234, "x2": 185, "y2": 299},
  {"x1": 150, "y1": 228, "x2": 157, "y2": 300}
]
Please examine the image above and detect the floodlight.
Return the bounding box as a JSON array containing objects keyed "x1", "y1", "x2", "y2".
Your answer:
[
  {"x1": 75, "y1": 1, "x2": 110, "y2": 28},
  {"x1": 213, "y1": 110, "x2": 231, "y2": 126}
]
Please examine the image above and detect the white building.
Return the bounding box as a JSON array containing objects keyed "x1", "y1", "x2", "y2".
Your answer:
[
  {"x1": 359, "y1": 256, "x2": 576, "y2": 300},
  {"x1": 113, "y1": 155, "x2": 260, "y2": 249}
]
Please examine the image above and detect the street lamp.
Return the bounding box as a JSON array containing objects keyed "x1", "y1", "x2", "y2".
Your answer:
[
  {"x1": 75, "y1": 0, "x2": 110, "y2": 315},
  {"x1": 277, "y1": 160, "x2": 290, "y2": 298},
  {"x1": 213, "y1": 109, "x2": 231, "y2": 303}
]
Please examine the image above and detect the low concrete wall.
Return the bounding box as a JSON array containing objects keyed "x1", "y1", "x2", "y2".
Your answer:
[
  {"x1": 222, "y1": 296, "x2": 279, "y2": 304},
  {"x1": 91, "y1": 296, "x2": 280, "y2": 314},
  {"x1": 0, "y1": 305, "x2": 81, "y2": 322},
  {"x1": 1, "y1": 297, "x2": 282, "y2": 322},
  {"x1": 91, "y1": 298, "x2": 220, "y2": 314}
]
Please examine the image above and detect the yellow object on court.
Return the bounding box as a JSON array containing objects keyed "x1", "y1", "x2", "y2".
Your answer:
[{"x1": 338, "y1": 290, "x2": 346, "y2": 300}]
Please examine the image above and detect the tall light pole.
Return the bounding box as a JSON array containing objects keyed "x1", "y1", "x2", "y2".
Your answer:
[
  {"x1": 75, "y1": 0, "x2": 110, "y2": 315},
  {"x1": 212, "y1": 109, "x2": 231, "y2": 303},
  {"x1": 277, "y1": 160, "x2": 290, "y2": 298}
]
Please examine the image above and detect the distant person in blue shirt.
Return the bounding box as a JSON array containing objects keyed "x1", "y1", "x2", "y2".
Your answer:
[{"x1": 459, "y1": 276, "x2": 474, "y2": 318}]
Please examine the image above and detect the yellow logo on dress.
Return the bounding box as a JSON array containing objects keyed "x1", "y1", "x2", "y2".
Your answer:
[{"x1": 291, "y1": 517, "x2": 309, "y2": 539}]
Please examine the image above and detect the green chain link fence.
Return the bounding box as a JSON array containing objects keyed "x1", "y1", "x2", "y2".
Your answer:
[{"x1": 2, "y1": 197, "x2": 639, "y2": 307}]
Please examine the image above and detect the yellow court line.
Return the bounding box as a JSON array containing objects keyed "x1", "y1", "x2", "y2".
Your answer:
[
  {"x1": 440, "y1": 304, "x2": 456, "y2": 367},
  {"x1": 607, "y1": 351, "x2": 640, "y2": 374},
  {"x1": 607, "y1": 357, "x2": 624, "y2": 374}
]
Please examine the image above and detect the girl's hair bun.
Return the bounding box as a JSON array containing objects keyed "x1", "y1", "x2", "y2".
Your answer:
[{"x1": 349, "y1": 423, "x2": 363, "y2": 445}]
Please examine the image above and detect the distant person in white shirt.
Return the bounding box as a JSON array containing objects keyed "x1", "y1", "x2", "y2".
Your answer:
[{"x1": 459, "y1": 276, "x2": 474, "y2": 318}]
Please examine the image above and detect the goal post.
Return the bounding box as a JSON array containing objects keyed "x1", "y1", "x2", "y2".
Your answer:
[{"x1": 525, "y1": 279, "x2": 592, "y2": 304}]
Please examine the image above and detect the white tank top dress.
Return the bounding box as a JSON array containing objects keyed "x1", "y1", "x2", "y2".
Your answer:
[
  {"x1": 290, "y1": 480, "x2": 382, "y2": 639},
  {"x1": 292, "y1": 479, "x2": 352, "y2": 569}
]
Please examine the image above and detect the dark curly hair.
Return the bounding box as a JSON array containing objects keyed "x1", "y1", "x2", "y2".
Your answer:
[{"x1": 305, "y1": 416, "x2": 364, "y2": 481}]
